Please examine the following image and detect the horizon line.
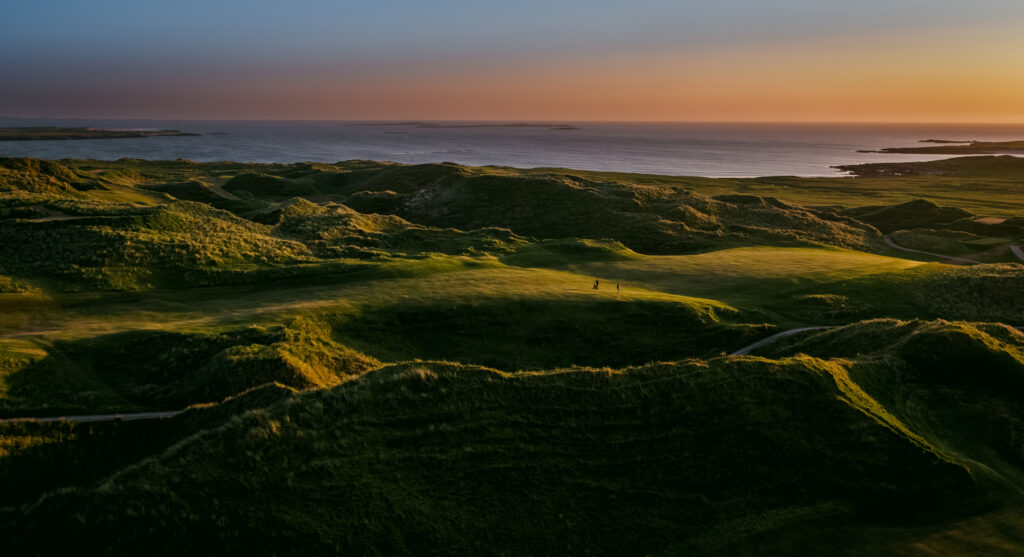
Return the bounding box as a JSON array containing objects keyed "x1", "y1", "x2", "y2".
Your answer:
[{"x1": 3, "y1": 116, "x2": 1024, "y2": 126}]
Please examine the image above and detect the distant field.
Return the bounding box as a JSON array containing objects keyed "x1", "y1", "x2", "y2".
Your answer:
[{"x1": 515, "y1": 156, "x2": 1024, "y2": 217}]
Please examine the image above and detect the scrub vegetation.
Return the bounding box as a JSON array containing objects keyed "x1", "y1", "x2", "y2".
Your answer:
[{"x1": 1, "y1": 154, "x2": 1023, "y2": 554}]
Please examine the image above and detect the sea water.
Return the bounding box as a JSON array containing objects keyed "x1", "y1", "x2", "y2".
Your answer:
[{"x1": 1, "y1": 119, "x2": 1022, "y2": 177}]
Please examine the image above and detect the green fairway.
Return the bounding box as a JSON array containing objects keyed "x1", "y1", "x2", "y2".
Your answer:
[
  {"x1": 0, "y1": 244, "x2": 1009, "y2": 358},
  {"x1": 561, "y1": 246, "x2": 923, "y2": 299}
]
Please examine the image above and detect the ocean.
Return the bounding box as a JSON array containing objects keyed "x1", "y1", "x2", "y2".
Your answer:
[{"x1": 2, "y1": 119, "x2": 1023, "y2": 177}]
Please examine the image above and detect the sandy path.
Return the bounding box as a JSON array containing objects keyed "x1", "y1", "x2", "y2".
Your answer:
[
  {"x1": 0, "y1": 410, "x2": 182, "y2": 424},
  {"x1": 884, "y1": 237, "x2": 980, "y2": 265},
  {"x1": 730, "y1": 326, "x2": 834, "y2": 356}
]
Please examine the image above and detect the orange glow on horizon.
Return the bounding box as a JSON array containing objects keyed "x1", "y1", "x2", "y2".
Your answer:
[{"x1": 16, "y1": 20, "x2": 1021, "y2": 123}]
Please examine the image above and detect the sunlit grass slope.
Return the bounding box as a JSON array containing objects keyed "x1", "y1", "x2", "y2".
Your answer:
[
  {"x1": 1, "y1": 155, "x2": 1023, "y2": 554},
  {"x1": 0, "y1": 317, "x2": 377, "y2": 417},
  {"x1": 0, "y1": 356, "x2": 985, "y2": 555},
  {"x1": 758, "y1": 319, "x2": 1024, "y2": 491}
]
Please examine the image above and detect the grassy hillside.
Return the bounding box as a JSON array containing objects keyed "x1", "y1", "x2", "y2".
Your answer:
[
  {"x1": 344, "y1": 169, "x2": 883, "y2": 254},
  {"x1": 0, "y1": 201, "x2": 320, "y2": 289},
  {"x1": 484, "y1": 156, "x2": 1024, "y2": 216},
  {"x1": 842, "y1": 199, "x2": 972, "y2": 234},
  {"x1": 756, "y1": 320, "x2": 1024, "y2": 489},
  {"x1": 0, "y1": 317, "x2": 378, "y2": 417},
  {"x1": 0, "y1": 355, "x2": 998, "y2": 555},
  {"x1": 1, "y1": 155, "x2": 1023, "y2": 554}
]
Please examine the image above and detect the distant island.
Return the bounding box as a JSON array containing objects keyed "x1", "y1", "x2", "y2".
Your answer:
[
  {"x1": 355, "y1": 121, "x2": 580, "y2": 130},
  {"x1": 858, "y1": 139, "x2": 1024, "y2": 154},
  {"x1": 0, "y1": 126, "x2": 200, "y2": 141},
  {"x1": 919, "y1": 138, "x2": 972, "y2": 144}
]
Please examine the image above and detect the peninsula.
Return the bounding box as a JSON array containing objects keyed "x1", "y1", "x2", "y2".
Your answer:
[
  {"x1": 859, "y1": 139, "x2": 1024, "y2": 155},
  {"x1": 0, "y1": 126, "x2": 200, "y2": 141}
]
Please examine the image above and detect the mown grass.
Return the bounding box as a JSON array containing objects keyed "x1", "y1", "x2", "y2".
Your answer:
[
  {"x1": 557, "y1": 246, "x2": 922, "y2": 303},
  {"x1": 0, "y1": 267, "x2": 761, "y2": 415},
  {"x1": 1, "y1": 245, "x2": 1020, "y2": 378}
]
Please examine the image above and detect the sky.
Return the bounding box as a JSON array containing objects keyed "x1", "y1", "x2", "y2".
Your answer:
[{"x1": 1, "y1": 0, "x2": 1023, "y2": 122}]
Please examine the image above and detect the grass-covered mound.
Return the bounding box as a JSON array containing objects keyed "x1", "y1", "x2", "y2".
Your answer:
[
  {"x1": 0, "y1": 382, "x2": 298, "y2": 508},
  {"x1": 0, "y1": 357, "x2": 979, "y2": 555},
  {"x1": 330, "y1": 295, "x2": 761, "y2": 369},
  {"x1": 843, "y1": 199, "x2": 972, "y2": 234},
  {"x1": 500, "y1": 237, "x2": 641, "y2": 267},
  {"x1": 911, "y1": 265, "x2": 1024, "y2": 323},
  {"x1": 138, "y1": 179, "x2": 230, "y2": 204},
  {"x1": 0, "y1": 201, "x2": 316, "y2": 289},
  {"x1": 754, "y1": 319, "x2": 1024, "y2": 494},
  {"x1": 0, "y1": 157, "x2": 89, "y2": 212},
  {"x1": 222, "y1": 172, "x2": 319, "y2": 199},
  {"x1": 0, "y1": 318, "x2": 378, "y2": 416},
  {"x1": 757, "y1": 319, "x2": 1022, "y2": 361},
  {"x1": 344, "y1": 171, "x2": 883, "y2": 254},
  {"x1": 318, "y1": 161, "x2": 468, "y2": 196},
  {"x1": 888, "y1": 228, "x2": 1018, "y2": 262},
  {"x1": 0, "y1": 289, "x2": 765, "y2": 416},
  {"x1": 267, "y1": 197, "x2": 531, "y2": 259}
]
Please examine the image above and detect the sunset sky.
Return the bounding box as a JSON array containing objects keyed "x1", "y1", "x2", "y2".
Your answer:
[{"x1": 2, "y1": 0, "x2": 1023, "y2": 122}]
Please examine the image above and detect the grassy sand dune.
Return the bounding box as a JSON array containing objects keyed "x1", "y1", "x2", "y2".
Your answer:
[{"x1": 1, "y1": 155, "x2": 1023, "y2": 554}]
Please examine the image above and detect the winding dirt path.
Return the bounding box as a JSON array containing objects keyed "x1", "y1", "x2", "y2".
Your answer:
[
  {"x1": 730, "y1": 326, "x2": 834, "y2": 356},
  {"x1": 30, "y1": 213, "x2": 91, "y2": 223},
  {"x1": 1011, "y1": 245, "x2": 1024, "y2": 263},
  {"x1": 883, "y1": 237, "x2": 981, "y2": 265},
  {"x1": 732, "y1": 324, "x2": 1024, "y2": 357},
  {"x1": 0, "y1": 410, "x2": 181, "y2": 424}
]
